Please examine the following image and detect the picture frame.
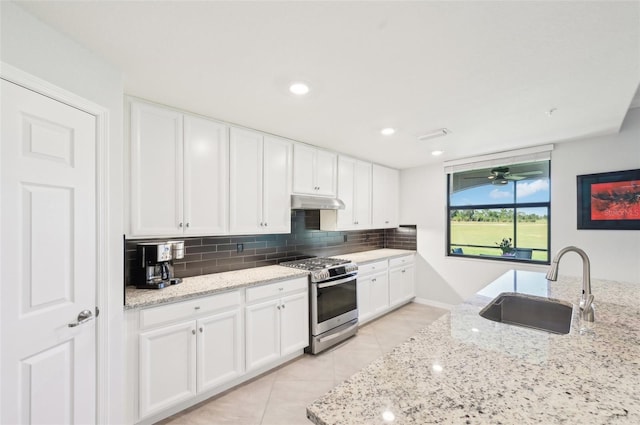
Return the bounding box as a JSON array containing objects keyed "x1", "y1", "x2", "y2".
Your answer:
[{"x1": 577, "y1": 169, "x2": 640, "y2": 230}]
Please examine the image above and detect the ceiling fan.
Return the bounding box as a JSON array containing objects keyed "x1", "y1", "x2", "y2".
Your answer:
[{"x1": 486, "y1": 166, "x2": 543, "y2": 184}]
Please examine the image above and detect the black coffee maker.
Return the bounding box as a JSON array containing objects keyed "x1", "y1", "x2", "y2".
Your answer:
[{"x1": 133, "y1": 241, "x2": 184, "y2": 289}]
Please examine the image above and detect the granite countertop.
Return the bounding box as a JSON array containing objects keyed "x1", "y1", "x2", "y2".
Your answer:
[
  {"x1": 307, "y1": 270, "x2": 640, "y2": 424},
  {"x1": 124, "y1": 265, "x2": 309, "y2": 309},
  {"x1": 125, "y1": 248, "x2": 414, "y2": 309},
  {"x1": 336, "y1": 248, "x2": 415, "y2": 265}
]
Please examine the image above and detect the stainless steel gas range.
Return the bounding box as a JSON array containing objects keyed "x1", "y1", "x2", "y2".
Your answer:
[{"x1": 280, "y1": 257, "x2": 358, "y2": 354}]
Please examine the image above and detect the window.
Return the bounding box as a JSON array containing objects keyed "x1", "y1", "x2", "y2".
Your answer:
[{"x1": 446, "y1": 159, "x2": 550, "y2": 263}]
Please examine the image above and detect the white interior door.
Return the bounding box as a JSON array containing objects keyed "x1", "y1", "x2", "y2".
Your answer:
[{"x1": 1, "y1": 79, "x2": 97, "y2": 424}]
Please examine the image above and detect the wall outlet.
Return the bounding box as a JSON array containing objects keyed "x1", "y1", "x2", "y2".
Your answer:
[{"x1": 237, "y1": 243, "x2": 244, "y2": 253}]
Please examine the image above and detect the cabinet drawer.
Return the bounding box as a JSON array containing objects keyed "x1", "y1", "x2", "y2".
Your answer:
[
  {"x1": 246, "y1": 277, "x2": 308, "y2": 304},
  {"x1": 358, "y1": 260, "x2": 388, "y2": 276},
  {"x1": 389, "y1": 254, "x2": 415, "y2": 268},
  {"x1": 140, "y1": 290, "x2": 241, "y2": 330}
]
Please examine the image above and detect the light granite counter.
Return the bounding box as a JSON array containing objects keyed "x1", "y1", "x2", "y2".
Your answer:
[
  {"x1": 124, "y1": 265, "x2": 309, "y2": 309},
  {"x1": 307, "y1": 270, "x2": 640, "y2": 424},
  {"x1": 125, "y1": 249, "x2": 413, "y2": 309},
  {"x1": 336, "y1": 248, "x2": 415, "y2": 265}
]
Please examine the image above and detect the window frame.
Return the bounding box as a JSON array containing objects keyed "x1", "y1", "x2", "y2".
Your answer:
[{"x1": 446, "y1": 161, "x2": 551, "y2": 265}]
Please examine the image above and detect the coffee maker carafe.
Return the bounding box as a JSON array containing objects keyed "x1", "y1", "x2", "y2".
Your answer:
[{"x1": 133, "y1": 241, "x2": 184, "y2": 289}]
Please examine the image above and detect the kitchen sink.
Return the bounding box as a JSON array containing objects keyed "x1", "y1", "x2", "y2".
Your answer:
[{"x1": 479, "y1": 293, "x2": 573, "y2": 334}]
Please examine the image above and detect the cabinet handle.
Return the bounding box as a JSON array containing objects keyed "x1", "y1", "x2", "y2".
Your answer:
[
  {"x1": 186, "y1": 222, "x2": 190, "y2": 228},
  {"x1": 372, "y1": 278, "x2": 376, "y2": 282},
  {"x1": 179, "y1": 222, "x2": 183, "y2": 228},
  {"x1": 385, "y1": 220, "x2": 389, "y2": 224},
  {"x1": 199, "y1": 327, "x2": 203, "y2": 333},
  {"x1": 264, "y1": 222, "x2": 268, "y2": 227},
  {"x1": 192, "y1": 329, "x2": 196, "y2": 335},
  {"x1": 282, "y1": 304, "x2": 286, "y2": 309},
  {"x1": 194, "y1": 306, "x2": 200, "y2": 310},
  {"x1": 277, "y1": 305, "x2": 281, "y2": 310},
  {"x1": 402, "y1": 269, "x2": 406, "y2": 273},
  {"x1": 259, "y1": 222, "x2": 263, "y2": 227}
]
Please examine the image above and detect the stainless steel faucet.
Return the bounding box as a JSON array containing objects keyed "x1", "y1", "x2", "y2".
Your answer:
[{"x1": 546, "y1": 246, "x2": 595, "y2": 322}]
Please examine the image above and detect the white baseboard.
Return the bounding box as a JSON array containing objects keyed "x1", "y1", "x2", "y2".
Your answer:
[{"x1": 413, "y1": 297, "x2": 456, "y2": 310}]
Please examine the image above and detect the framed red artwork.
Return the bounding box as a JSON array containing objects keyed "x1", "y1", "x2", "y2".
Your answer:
[{"x1": 577, "y1": 169, "x2": 640, "y2": 230}]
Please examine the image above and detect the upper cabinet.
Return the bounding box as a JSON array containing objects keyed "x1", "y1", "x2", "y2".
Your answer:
[
  {"x1": 321, "y1": 156, "x2": 372, "y2": 231},
  {"x1": 129, "y1": 101, "x2": 228, "y2": 237},
  {"x1": 229, "y1": 127, "x2": 292, "y2": 234},
  {"x1": 292, "y1": 144, "x2": 337, "y2": 197},
  {"x1": 372, "y1": 164, "x2": 399, "y2": 228}
]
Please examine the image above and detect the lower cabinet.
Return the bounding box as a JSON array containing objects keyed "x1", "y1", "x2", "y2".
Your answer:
[
  {"x1": 245, "y1": 278, "x2": 309, "y2": 372},
  {"x1": 357, "y1": 260, "x2": 390, "y2": 324},
  {"x1": 389, "y1": 255, "x2": 416, "y2": 308},
  {"x1": 127, "y1": 276, "x2": 309, "y2": 424},
  {"x1": 137, "y1": 293, "x2": 243, "y2": 419},
  {"x1": 139, "y1": 321, "x2": 197, "y2": 418}
]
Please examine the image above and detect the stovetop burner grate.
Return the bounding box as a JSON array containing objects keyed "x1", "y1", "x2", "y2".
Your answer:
[{"x1": 280, "y1": 257, "x2": 351, "y2": 271}]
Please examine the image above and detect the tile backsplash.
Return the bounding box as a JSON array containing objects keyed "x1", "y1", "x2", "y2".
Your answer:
[{"x1": 124, "y1": 210, "x2": 417, "y2": 285}]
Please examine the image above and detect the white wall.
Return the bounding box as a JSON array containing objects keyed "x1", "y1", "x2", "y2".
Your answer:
[
  {"x1": 401, "y1": 108, "x2": 640, "y2": 306},
  {"x1": 1, "y1": 2, "x2": 125, "y2": 423}
]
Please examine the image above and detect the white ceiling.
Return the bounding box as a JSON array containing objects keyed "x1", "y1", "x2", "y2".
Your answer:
[{"x1": 16, "y1": 1, "x2": 640, "y2": 169}]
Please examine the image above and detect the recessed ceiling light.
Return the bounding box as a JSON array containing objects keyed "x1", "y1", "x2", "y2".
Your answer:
[
  {"x1": 431, "y1": 150, "x2": 444, "y2": 156},
  {"x1": 381, "y1": 128, "x2": 396, "y2": 136},
  {"x1": 289, "y1": 82, "x2": 310, "y2": 95}
]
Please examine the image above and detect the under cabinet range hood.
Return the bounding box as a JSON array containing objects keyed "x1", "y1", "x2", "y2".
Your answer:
[{"x1": 291, "y1": 194, "x2": 345, "y2": 210}]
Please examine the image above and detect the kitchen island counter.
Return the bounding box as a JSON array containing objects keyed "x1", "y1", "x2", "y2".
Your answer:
[{"x1": 307, "y1": 270, "x2": 640, "y2": 424}]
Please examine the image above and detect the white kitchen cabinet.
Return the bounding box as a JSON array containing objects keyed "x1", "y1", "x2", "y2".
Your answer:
[
  {"x1": 196, "y1": 309, "x2": 243, "y2": 393},
  {"x1": 292, "y1": 143, "x2": 337, "y2": 196},
  {"x1": 357, "y1": 260, "x2": 390, "y2": 324},
  {"x1": 129, "y1": 100, "x2": 228, "y2": 237},
  {"x1": 138, "y1": 321, "x2": 197, "y2": 419},
  {"x1": 389, "y1": 255, "x2": 416, "y2": 308},
  {"x1": 229, "y1": 127, "x2": 292, "y2": 234},
  {"x1": 136, "y1": 291, "x2": 242, "y2": 420},
  {"x1": 372, "y1": 164, "x2": 399, "y2": 228},
  {"x1": 245, "y1": 277, "x2": 308, "y2": 372},
  {"x1": 320, "y1": 156, "x2": 372, "y2": 230}
]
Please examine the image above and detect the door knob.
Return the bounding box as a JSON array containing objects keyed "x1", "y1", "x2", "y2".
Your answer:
[{"x1": 68, "y1": 309, "x2": 94, "y2": 327}]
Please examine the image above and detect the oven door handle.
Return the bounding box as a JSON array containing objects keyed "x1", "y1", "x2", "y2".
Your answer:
[
  {"x1": 317, "y1": 321, "x2": 358, "y2": 343},
  {"x1": 316, "y1": 274, "x2": 357, "y2": 289}
]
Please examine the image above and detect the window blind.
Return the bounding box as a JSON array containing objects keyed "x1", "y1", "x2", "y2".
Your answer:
[{"x1": 443, "y1": 144, "x2": 553, "y2": 174}]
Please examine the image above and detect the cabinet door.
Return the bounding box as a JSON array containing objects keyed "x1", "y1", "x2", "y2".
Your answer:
[
  {"x1": 130, "y1": 102, "x2": 183, "y2": 236},
  {"x1": 372, "y1": 164, "x2": 399, "y2": 228},
  {"x1": 245, "y1": 298, "x2": 280, "y2": 372},
  {"x1": 388, "y1": 267, "x2": 404, "y2": 308},
  {"x1": 229, "y1": 127, "x2": 263, "y2": 234},
  {"x1": 402, "y1": 264, "x2": 416, "y2": 301},
  {"x1": 336, "y1": 156, "x2": 356, "y2": 229},
  {"x1": 263, "y1": 136, "x2": 292, "y2": 233},
  {"x1": 315, "y1": 149, "x2": 337, "y2": 196},
  {"x1": 139, "y1": 321, "x2": 196, "y2": 419},
  {"x1": 280, "y1": 291, "x2": 309, "y2": 356},
  {"x1": 183, "y1": 115, "x2": 229, "y2": 235},
  {"x1": 357, "y1": 276, "x2": 373, "y2": 323},
  {"x1": 292, "y1": 144, "x2": 316, "y2": 194},
  {"x1": 197, "y1": 309, "x2": 243, "y2": 393},
  {"x1": 371, "y1": 272, "x2": 390, "y2": 315},
  {"x1": 354, "y1": 160, "x2": 372, "y2": 228}
]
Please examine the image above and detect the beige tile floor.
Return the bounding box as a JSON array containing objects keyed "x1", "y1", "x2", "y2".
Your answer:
[{"x1": 157, "y1": 302, "x2": 448, "y2": 425}]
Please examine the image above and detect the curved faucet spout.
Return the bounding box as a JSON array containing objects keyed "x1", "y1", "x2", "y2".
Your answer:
[{"x1": 546, "y1": 246, "x2": 594, "y2": 322}]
